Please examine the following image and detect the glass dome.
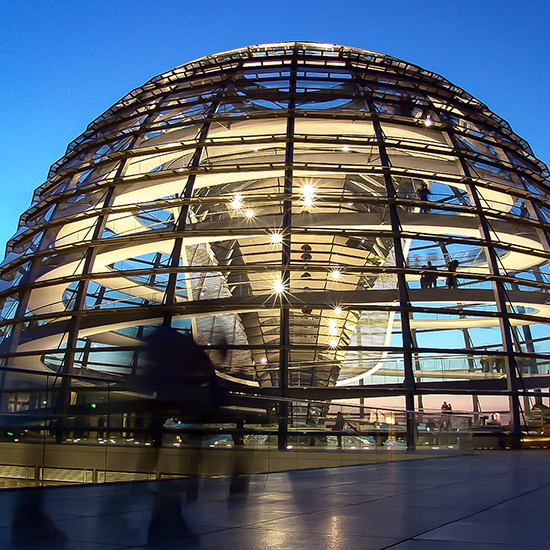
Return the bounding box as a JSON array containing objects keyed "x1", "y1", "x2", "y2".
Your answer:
[{"x1": 1, "y1": 42, "x2": 549, "y2": 429}]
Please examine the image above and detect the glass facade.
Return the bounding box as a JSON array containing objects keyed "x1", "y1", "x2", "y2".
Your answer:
[{"x1": 1, "y1": 42, "x2": 549, "y2": 430}]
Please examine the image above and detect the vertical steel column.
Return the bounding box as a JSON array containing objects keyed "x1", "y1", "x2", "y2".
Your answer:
[
  {"x1": 451, "y1": 137, "x2": 523, "y2": 440},
  {"x1": 52, "y1": 124, "x2": 149, "y2": 441},
  {"x1": 62, "y1": 184, "x2": 118, "y2": 377},
  {"x1": 3, "y1": 221, "x2": 58, "y2": 358},
  {"x1": 350, "y1": 63, "x2": 416, "y2": 447},
  {"x1": 162, "y1": 81, "x2": 231, "y2": 327},
  {"x1": 128, "y1": 252, "x2": 165, "y2": 375},
  {"x1": 61, "y1": 127, "x2": 145, "y2": 378},
  {"x1": 277, "y1": 46, "x2": 298, "y2": 450},
  {"x1": 410, "y1": 330, "x2": 424, "y2": 411},
  {"x1": 505, "y1": 152, "x2": 548, "y2": 410},
  {"x1": 49, "y1": 181, "x2": 118, "y2": 442},
  {"x1": 162, "y1": 119, "x2": 214, "y2": 327},
  {"x1": 370, "y1": 110, "x2": 417, "y2": 449},
  {"x1": 471, "y1": 185, "x2": 522, "y2": 438},
  {"x1": 0, "y1": 206, "x2": 57, "y2": 404}
]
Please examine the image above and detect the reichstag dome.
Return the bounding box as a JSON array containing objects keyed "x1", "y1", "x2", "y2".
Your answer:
[{"x1": 1, "y1": 42, "x2": 550, "y2": 433}]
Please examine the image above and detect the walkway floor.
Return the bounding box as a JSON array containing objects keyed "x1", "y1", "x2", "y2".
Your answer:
[{"x1": 1, "y1": 450, "x2": 550, "y2": 549}]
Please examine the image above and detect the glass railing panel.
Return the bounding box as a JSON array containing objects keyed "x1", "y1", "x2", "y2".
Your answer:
[{"x1": 5, "y1": 366, "x2": 550, "y2": 488}]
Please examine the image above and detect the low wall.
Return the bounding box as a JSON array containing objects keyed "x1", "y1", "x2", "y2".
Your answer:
[{"x1": 0, "y1": 442, "x2": 463, "y2": 485}]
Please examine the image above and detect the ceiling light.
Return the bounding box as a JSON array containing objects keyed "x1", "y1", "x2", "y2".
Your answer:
[
  {"x1": 303, "y1": 196, "x2": 314, "y2": 208},
  {"x1": 230, "y1": 193, "x2": 243, "y2": 209},
  {"x1": 273, "y1": 280, "x2": 285, "y2": 294},
  {"x1": 301, "y1": 183, "x2": 316, "y2": 197},
  {"x1": 271, "y1": 232, "x2": 283, "y2": 244}
]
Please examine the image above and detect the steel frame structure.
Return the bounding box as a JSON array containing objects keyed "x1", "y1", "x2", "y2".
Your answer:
[{"x1": 2, "y1": 42, "x2": 550, "y2": 440}]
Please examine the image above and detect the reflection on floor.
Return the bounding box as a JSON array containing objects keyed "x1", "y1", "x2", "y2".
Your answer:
[{"x1": 1, "y1": 450, "x2": 549, "y2": 549}]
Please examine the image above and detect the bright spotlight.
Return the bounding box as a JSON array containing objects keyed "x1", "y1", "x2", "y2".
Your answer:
[
  {"x1": 230, "y1": 193, "x2": 243, "y2": 209},
  {"x1": 273, "y1": 280, "x2": 285, "y2": 294},
  {"x1": 301, "y1": 183, "x2": 316, "y2": 197}
]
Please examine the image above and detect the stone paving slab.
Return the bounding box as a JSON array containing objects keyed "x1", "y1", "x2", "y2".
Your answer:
[{"x1": 1, "y1": 450, "x2": 549, "y2": 549}]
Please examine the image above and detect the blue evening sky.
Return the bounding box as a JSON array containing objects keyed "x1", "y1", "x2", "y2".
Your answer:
[{"x1": 1, "y1": 0, "x2": 549, "y2": 251}]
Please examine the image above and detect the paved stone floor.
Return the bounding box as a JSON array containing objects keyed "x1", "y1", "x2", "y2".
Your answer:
[{"x1": 1, "y1": 450, "x2": 550, "y2": 549}]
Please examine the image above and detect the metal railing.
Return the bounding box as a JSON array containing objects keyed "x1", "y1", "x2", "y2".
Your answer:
[{"x1": 0, "y1": 366, "x2": 479, "y2": 487}]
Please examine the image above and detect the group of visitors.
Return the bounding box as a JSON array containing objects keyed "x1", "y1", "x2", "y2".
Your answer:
[
  {"x1": 480, "y1": 355, "x2": 506, "y2": 373},
  {"x1": 415, "y1": 182, "x2": 462, "y2": 289},
  {"x1": 420, "y1": 259, "x2": 459, "y2": 289}
]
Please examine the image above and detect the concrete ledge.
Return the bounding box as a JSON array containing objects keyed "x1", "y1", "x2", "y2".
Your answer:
[{"x1": 0, "y1": 442, "x2": 466, "y2": 484}]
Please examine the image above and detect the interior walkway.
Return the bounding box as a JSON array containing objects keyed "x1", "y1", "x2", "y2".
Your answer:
[{"x1": 2, "y1": 450, "x2": 550, "y2": 549}]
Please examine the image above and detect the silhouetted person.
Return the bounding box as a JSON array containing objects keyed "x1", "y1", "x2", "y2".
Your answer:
[
  {"x1": 417, "y1": 183, "x2": 431, "y2": 213},
  {"x1": 494, "y1": 356, "x2": 506, "y2": 373},
  {"x1": 142, "y1": 327, "x2": 221, "y2": 405},
  {"x1": 420, "y1": 264, "x2": 428, "y2": 288},
  {"x1": 140, "y1": 326, "x2": 226, "y2": 544},
  {"x1": 139, "y1": 327, "x2": 246, "y2": 543},
  {"x1": 440, "y1": 401, "x2": 452, "y2": 431},
  {"x1": 334, "y1": 411, "x2": 345, "y2": 447},
  {"x1": 480, "y1": 354, "x2": 495, "y2": 373},
  {"x1": 446, "y1": 258, "x2": 459, "y2": 289},
  {"x1": 425, "y1": 261, "x2": 438, "y2": 288}
]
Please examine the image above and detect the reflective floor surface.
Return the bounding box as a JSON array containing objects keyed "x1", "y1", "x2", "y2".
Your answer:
[{"x1": 2, "y1": 450, "x2": 550, "y2": 549}]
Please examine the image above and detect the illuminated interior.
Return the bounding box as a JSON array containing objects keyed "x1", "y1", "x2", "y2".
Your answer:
[{"x1": 1, "y1": 42, "x2": 550, "y2": 427}]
